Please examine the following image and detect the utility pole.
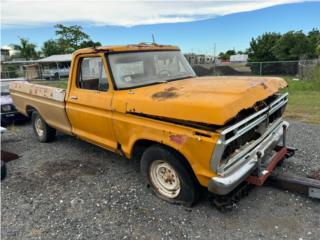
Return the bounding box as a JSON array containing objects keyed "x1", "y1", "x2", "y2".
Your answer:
[
  {"x1": 213, "y1": 43, "x2": 216, "y2": 76},
  {"x1": 152, "y1": 34, "x2": 155, "y2": 44}
]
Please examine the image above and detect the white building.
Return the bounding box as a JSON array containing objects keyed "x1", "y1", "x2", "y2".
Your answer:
[
  {"x1": 185, "y1": 53, "x2": 213, "y2": 65},
  {"x1": 230, "y1": 54, "x2": 248, "y2": 63}
]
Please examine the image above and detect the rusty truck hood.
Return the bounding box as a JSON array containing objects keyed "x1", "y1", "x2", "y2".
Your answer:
[{"x1": 114, "y1": 76, "x2": 287, "y2": 126}]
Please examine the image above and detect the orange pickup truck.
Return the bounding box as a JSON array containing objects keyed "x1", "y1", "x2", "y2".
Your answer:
[{"x1": 10, "y1": 44, "x2": 289, "y2": 206}]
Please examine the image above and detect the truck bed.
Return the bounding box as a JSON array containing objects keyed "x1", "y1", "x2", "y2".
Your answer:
[{"x1": 9, "y1": 82, "x2": 72, "y2": 134}]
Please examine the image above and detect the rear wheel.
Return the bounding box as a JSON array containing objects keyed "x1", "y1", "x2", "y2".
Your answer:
[
  {"x1": 141, "y1": 145, "x2": 199, "y2": 206},
  {"x1": 32, "y1": 111, "x2": 56, "y2": 142}
]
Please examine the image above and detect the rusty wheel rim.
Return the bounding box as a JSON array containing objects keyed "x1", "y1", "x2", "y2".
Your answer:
[
  {"x1": 35, "y1": 117, "x2": 44, "y2": 137},
  {"x1": 149, "y1": 160, "x2": 181, "y2": 198}
]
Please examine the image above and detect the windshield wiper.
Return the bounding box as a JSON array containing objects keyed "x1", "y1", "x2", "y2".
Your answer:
[{"x1": 154, "y1": 80, "x2": 168, "y2": 83}]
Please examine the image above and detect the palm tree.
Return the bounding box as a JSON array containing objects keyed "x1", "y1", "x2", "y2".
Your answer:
[{"x1": 13, "y1": 38, "x2": 38, "y2": 60}]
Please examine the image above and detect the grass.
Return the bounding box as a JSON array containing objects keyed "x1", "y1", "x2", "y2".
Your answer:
[
  {"x1": 283, "y1": 76, "x2": 320, "y2": 124},
  {"x1": 30, "y1": 79, "x2": 68, "y2": 89}
]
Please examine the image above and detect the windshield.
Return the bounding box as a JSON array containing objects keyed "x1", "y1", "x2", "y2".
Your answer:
[{"x1": 108, "y1": 51, "x2": 196, "y2": 89}]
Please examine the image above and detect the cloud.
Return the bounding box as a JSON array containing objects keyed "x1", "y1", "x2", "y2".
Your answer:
[{"x1": 1, "y1": 0, "x2": 306, "y2": 28}]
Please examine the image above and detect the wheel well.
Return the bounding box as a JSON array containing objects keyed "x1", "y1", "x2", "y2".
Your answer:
[
  {"x1": 131, "y1": 139, "x2": 156, "y2": 161},
  {"x1": 131, "y1": 139, "x2": 200, "y2": 185},
  {"x1": 26, "y1": 105, "x2": 36, "y2": 117}
]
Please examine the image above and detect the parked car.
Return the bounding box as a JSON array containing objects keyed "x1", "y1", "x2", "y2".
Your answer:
[
  {"x1": 1, "y1": 78, "x2": 29, "y2": 126},
  {"x1": 10, "y1": 44, "x2": 289, "y2": 206},
  {"x1": 42, "y1": 67, "x2": 70, "y2": 80},
  {"x1": 1, "y1": 126, "x2": 7, "y2": 181}
]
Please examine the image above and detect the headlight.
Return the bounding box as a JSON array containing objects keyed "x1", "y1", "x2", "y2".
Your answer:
[{"x1": 1, "y1": 104, "x2": 12, "y2": 112}]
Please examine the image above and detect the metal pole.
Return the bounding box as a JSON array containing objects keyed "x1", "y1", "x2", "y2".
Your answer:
[
  {"x1": 56, "y1": 62, "x2": 60, "y2": 80},
  {"x1": 152, "y1": 34, "x2": 155, "y2": 44},
  {"x1": 259, "y1": 62, "x2": 262, "y2": 76},
  {"x1": 213, "y1": 43, "x2": 216, "y2": 76}
]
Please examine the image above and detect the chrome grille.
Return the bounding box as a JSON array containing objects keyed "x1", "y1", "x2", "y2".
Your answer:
[{"x1": 211, "y1": 93, "x2": 288, "y2": 174}]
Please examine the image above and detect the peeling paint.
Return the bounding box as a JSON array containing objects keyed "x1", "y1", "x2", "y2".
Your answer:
[
  {"x1": 152, "y1": 87, "x2": 178, "y2": 100},
  {"x1": 10, "y1": 82, "x2": 66, "y2": 102},
  {"x1": 261, "y1": 82, "x2": 268, "y2": 89}
]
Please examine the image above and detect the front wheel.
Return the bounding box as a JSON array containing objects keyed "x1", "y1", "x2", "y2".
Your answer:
[
  {"x1": 32, "y1": 111, "x2": 56, "y2": 142},
  {"x1": 141, "y1": 145, "x2": 199, "y2": 206}
]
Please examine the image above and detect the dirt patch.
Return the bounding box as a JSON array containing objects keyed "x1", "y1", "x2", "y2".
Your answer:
[
  {"x1": 36, "y1": 160, "x2": 109, "y2": 179},
  {"x1": 152, "y1": 87, "x2": 178, "y2": 100}
]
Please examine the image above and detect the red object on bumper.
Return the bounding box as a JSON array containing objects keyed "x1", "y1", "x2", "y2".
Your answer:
[{"x1": 246, "y1": 147, "x2": 288, "y2": 186}]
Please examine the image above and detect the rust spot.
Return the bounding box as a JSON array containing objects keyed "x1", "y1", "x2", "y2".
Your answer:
[
  {"x1": 165, "y1": 87, "x2": 177, "y2": 91},
  {"x1": 261, "y1": 82, "x2": 268, "y2": 89},
  {"x1": 152, "y1": 87, "x2": 178, "y2": 100},
  {"x1": 169, "y1": 134, "x2": 187, "y2": 145}
]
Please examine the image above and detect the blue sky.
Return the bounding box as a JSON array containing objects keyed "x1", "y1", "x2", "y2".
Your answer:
[{"x1": 1, "y1": 1, "x2": 320, "y2": 54}]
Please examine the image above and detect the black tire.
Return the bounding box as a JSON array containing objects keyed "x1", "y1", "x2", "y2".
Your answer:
[
  {"x1": 31, "y1": 111, "x2": 56, "y2": 142},
  {"x1": 1, "y1": 160, "x2": 7, "y2": 181},
  {"x1": 141, "y1": 145, "x2": 199, "y2": 207},
  {"x1": 1, "y1": 120, "x2": 8, "y2": 127}
]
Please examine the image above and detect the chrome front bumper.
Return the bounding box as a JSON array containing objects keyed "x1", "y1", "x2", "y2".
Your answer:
[{"x1": 208, "y1": 120, "x2": 288, "y2": 195}]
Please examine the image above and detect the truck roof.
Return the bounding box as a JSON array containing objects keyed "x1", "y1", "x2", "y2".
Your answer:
[{"x1": 73, "y1": 43, "x2": 180, "y2": 55}]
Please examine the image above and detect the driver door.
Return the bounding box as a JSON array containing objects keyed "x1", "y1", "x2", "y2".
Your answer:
[{"x1": 66, "y1": 54, "x2": 117, "y2": 151}]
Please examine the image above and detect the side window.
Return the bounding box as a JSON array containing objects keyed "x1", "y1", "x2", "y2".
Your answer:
[{"x1": 77, "y1": 57, "x2": 109, "y2": 91}]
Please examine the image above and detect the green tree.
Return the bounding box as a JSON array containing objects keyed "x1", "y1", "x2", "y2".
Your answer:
[
  {"x1": 316, "y1": 45, "x2": 320, "y2": 56},
  {"x1": 13, "y1": 38, "x2": 38, "y2": 60},
  {"x1": 247, "y1": 33, "x2": 281, "y2": 75},
  {"x1": 54, "y1": 24, "x2": 90, "y2": 53},
  {"x1": 273, "y1": 31, "x2": 312, "y2": 60},
  {"x1": 307, "y1": 29, "x2": 320, "y2": 57},
  {"x1": 42, "y1": 24, "x2": 102, "y2": 54},
  {"x1": 41, "y1": 39, "x2": 63, "y2": 57},
  {"x1": 248, "y1": 32, "x2": 281, "y2": 62},
  {"x1": 218, "y1": 49, "x2": 236, "y2": 61},
  {"x1": 79, "y1": 40, "x2": 102, "y2": 48},
  {"x1": 218, "y1": 52, "x2": 227, "y2": 61}
]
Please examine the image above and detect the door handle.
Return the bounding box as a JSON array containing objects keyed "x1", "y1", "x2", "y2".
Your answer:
[{"x1": 70, "y1": 96, "x2": 78, "y2": 100}]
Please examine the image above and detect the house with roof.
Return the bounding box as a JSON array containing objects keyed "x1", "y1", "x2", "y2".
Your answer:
[{"x1": 2, "y1": 54, "x2": 72, "y2": 80}]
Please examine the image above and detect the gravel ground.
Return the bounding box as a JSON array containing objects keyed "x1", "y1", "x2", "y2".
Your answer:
[{"x1": 1, "y1": 119, "x2": 320, "y2": 240}]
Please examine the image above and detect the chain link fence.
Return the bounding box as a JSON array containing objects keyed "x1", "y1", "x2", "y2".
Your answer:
[
  {"x1": 191, "y1": 59, "x2": 320, "y2": 80},
  {"x1": 1, "y1": 65, "x2": 69, "y2": 81},
  {"x1": 1, "y1": 59, "x2": 319, "y2": 81}
]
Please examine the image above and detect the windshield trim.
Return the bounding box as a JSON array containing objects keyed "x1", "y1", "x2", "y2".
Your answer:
[{"x1": 105, "y1": 50, "x2": 196, "y2": 91}]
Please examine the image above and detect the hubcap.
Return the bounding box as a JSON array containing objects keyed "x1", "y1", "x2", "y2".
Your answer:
[
  {"x1": 149, "y1": 160, "x2": 181, "y2": 198},
  {"x1": 35, "y1": 117, "x2": 44, "y2": 137}
]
